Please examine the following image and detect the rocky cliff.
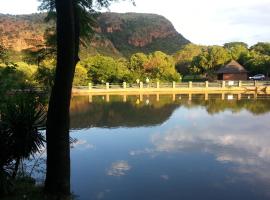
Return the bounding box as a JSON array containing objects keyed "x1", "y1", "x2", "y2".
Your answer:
[{"x1": 0, "y1": 12, "x2": 190, "y2": 57}]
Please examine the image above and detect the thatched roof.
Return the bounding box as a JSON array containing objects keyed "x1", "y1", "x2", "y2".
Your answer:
[{"x1": 216, "y1": 60, "x2": 247, "y2": 74}]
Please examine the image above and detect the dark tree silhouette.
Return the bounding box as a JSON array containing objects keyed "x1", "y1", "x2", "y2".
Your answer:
[
  {"x1": 44, "y1": 0, "x2": 75, "y2": 196},
  {"x1": 41, "y1": 0, "x2": 134, "y2": 197}
]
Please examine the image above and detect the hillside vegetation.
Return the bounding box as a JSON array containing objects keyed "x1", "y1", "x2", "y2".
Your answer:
[
  {"x1": 0, "y1": 12, "x2": 189, "y2": 58},
  {"x1": 1, "y1": 12, "x2": 270, "y2": 88}
]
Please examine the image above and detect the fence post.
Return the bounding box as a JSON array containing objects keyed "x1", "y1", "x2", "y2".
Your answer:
[
  {"x1": 88, "y1": 83, "x2": 92, "y2": 90},
  {"x1": 238, "y1": 81, "x2": 242, "y2": 87},
  {"x1": 205, "y1": 81, "x2": 208, "y2": 88},
  {"x1": 140, "y1": 82, "x2": 143, "y2": 89},
  {"x1": 189, "y1": 81, "x2": 192, "y2": 88},
  {"x1": 157, "y1": 81, "x2": 160, "y2": 89},
  {"x1": 106, "y1": 83, "x2": 109, "y2": 90},
  {"x1": 172, "y1": 81, "x2": 176, "y2": 89},
  {"x1": 254, "y1": 80, "x2": 257, "y2": 87},
  {"x1": 123, "y1": 82, "x2": 126, "y2": 89},
  {"x1": 222, "y1": 81, "x2": 225, "y2": 88}
]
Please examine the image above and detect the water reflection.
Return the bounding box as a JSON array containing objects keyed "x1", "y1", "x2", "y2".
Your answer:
[
  {"x1": 70, "y1": 93, "x2": 270, "y2": 200},
  {"x1": 70, "y1": 93, "x2": 270, "y2": 129},
  {"x1": 70, "y1": 95, "x2": 179, "y2": 129},
  {"x1": 107, "y1": 161, "x2": 131, "y2": 176}
]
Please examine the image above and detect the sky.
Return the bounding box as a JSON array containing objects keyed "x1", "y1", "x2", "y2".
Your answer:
[{"x1": 0, "y1": 0, "x2": 269, "y2": 46}]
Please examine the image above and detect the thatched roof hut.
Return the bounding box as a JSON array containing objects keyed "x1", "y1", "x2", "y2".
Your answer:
[{"x1": 217, "y1": 60, "x2": 248, "y2": 80}]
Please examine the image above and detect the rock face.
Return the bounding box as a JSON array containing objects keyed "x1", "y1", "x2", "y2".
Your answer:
[
  {"x1": 97, "y1": 13, "x2": 190, "y2": 57},
  {"x1": 0, "y1": 13, "x2": 50, "y2": 51},
  {"x1": 0, "y1": 12, "x2": 190, "y2": 57}
]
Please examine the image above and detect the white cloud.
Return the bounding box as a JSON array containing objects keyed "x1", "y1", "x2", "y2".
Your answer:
[
  {"x1": 160, "y1": 174, "x2": 169, "y2": 181},
  {"x1": 71, "y1": 139, "x2": 95, "y2": 150},
  {"x1": 107, "y1": 160, "x2": 131, "y2": 176},
  {"x1": 129, "y1": 110, "x2": 270, "y2": 188}
]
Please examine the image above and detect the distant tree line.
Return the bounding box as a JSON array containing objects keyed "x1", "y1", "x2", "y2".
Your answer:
[
  {"x1": 174, "y1": 42, "x2": 270, "y2": 79},
  {"x1": 1, "y1": 46, "x2": 180, "y2": 88},
  {"x1": 1, "y1": 41, "x2": 270, "y2": 89}
]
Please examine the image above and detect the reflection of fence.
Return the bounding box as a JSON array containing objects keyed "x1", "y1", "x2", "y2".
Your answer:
[
  {"x1": 73, "y1": 81, "x2": 270, "y2": 94},
  {"x1": 80, "y1": 92, "x2": 270, "y2": 104}
]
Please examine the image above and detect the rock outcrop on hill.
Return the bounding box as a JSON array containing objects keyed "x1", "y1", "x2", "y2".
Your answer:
[{"x1": 0, "y1": 12, "x2": 190, "y2": 58}]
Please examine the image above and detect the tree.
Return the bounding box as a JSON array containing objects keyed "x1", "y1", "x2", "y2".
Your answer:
[
  {"x1": 250, "y1": 42, "x2": 270, "y2": 56},
  {"x1": 35, "y1": 65, "x2": 56, "y2": 90},
  {"x1": 223, "y1": 42, "x2": 248, "y2": 49},
  {"x1": 144, "y1": 51, "x2": 180, "y2": 81},
  {"x1": 42, "y1": 0, "x2": 76, "y2": 196},
  {"x1": 73, "y1": 63, "x2": 89, "y2": 86},
  {"x1": 191, "y1": 46, "x2": 231, "y2": 75},
  {"x1": 0, "y1": 64, "x2": 32, "y2": 95},
  {"x1": 244, "y1": 51, "x2": 270, "y2": 76},
  {"x1": 223, "y1": 42, "x2": 249, "y2": 63},
  {"x1": 173, "y1": 44, "x2": 203, "y2": 75},
  {"x1": 39, "y1": 0, "x2": 132, "y2": 197},
  {"x1": 82, "y1": 55, "x2": 130, "y2": 83}
]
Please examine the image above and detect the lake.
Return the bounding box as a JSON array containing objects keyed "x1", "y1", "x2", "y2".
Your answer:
[{"x1": 69, "y1": 93, "x2": 270, "y2": 200}]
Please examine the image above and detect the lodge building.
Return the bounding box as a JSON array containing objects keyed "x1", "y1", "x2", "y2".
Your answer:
[{"x1": 216, "y1": 60, "x2": 248, "y2": 80}]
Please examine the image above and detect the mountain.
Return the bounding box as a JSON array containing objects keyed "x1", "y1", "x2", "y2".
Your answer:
[{"x1": 0, "y1": 12, "x2": 190, "y2": 58}]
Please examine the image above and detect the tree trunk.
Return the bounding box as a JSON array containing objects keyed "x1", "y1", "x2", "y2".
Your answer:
[{"x1": 45, "y1": 0, "x2": 75, "y2": 197}]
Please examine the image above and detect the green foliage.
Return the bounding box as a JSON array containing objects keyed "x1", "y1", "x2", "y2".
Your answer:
[
  {"x1": 128, "y1": 51, "x2": 181, "y2": 82},
  {"x1": 35, "y1": 65, "x2": 55, "y2": 90},
  {"x1": 250, "y1": 42, "x2": 270, "y2": 56},
  {"x1": 0, "y1": 64, "x2": 32, "y2": 96},
  {"x1": 143, "y1": 51, "x2": 180, "y2": 81},
  {"x1": 244, "y1": 51, "x2": 270, "y2": 75},
  {"x1": 79, "y1": 51, "x2": 180, "y2": 84},
  {"x1": 1, "y1": 94, "x2": 46, "y2": 160},
  {"x1": 223, "y1": 42, "x2": 248, "y2": 49},
  {"x1": 191, "y1": 46, "x2": 231, "y2": 74},
  {"x1": 82, "y1": 55, "x2": 130, "y2": 84},
  {"x1": 0, "y1": 93, "x2": 46, "y2": 196},
  {"x1": 14, "y1": 62, "x2": 37, "y2": 82},
  {"x1": 73, "y1": 64, "x2": 89, "y2": 86},
  {"x1": 129, "y1": 53, "x2": 149, "y2": 72},
  {"x1": 224, "y1": 42, "x2": 249, "y2": 62},
  {"x1": 174, "y1": 44, "x2": 204, "y2": 75},
  {"x1": 0, "y1": 62, "x2": 38, "y2": 97}
]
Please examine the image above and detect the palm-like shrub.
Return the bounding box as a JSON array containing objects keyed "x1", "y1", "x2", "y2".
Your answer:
[{"x1": 0, "y1": 93, "x2": 46, "y2": 180}]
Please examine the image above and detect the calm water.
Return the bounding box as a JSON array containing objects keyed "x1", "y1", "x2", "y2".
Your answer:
[{"x1": 70, "y1": 93, "x2": 270, "y2": 200}]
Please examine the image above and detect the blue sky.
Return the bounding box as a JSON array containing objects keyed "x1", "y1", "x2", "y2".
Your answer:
[{"x1": 0, "y1": 0, "x2": 269, "y2": 46}]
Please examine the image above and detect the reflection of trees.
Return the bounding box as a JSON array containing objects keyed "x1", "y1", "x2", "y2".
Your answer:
[
  {"x1": 182, "y1": 99, "x2": 270, "y2": 115},
  {"x1": 70, "y1": 95, "x2": 270, "y2": 129},
  {"x1": 70, "y1": 96, "x2": 179, "y2": 129}
]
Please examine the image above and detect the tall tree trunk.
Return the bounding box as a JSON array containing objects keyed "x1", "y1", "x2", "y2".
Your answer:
[{"x1": 45, "y1": 0, "x2": 75, "y2": 196}]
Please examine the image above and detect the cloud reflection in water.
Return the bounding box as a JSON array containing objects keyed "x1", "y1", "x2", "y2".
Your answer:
[
  {"x1": 130, "y1": 109, "x2": 270, "y2": 188},
  {"x1": 107, "y1": 160, "x2": 131, "y2": 176}
]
